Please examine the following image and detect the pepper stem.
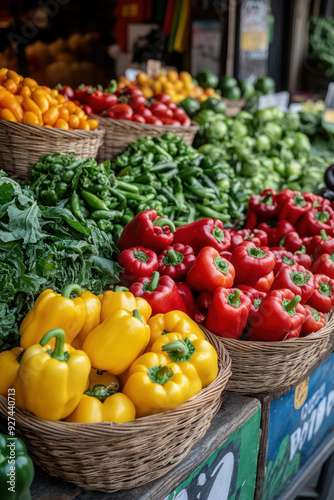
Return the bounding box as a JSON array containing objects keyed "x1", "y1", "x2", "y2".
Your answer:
[
  {"x1": 152, "y1": 218, "x2": 175, "y2": 232},
  {"x1": 133, "y1": 309, "x2": 144, "y2": 323},
  {"x1": 228, "y1": 289, "x2": 241, "y2": 306},
  {"x1": 294, "y1": 245, "x2": 306, "y2": 255},
  {"x1": 40, "y1": 328, "x2": 69, "y2": 362},
  {"x1": 331, "y1": 251, "x2": 334, "y2": 263},
  {"x1": 148, "y1": 365, "x2": 174, "y2": 384},
  {"x1": 147, "y1": 271, "x2": 160, "y2": 292},
  {"x1": 84, "y1": 383, "x2": 119, "y2": 402},
  {"x1": 62, "y1": 284, "x2": 82, "y2": 298},
  {"x1": 285, "y1": 295, "x2": 301, "y2": 311},
  {"x1": 114, "y1": 286, "x2": 129, "y2": 292},
  {"x1": 164, "y1": 249, "x2": 183, "y2": 265},
  {"x1": 162, "y1": 340, "x2": 188, "y2": 356},
  {"x1": 321, "y1": 229, "x2": 328, "y2": 241}
]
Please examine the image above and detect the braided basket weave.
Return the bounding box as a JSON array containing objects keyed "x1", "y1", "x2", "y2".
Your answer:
[
  {"x1": 95, "y1": 116, "x2": 199, "y2": 162},
  {"x1": 0, "y1": 120, "x2": 105, "y2": 178},
  {"x1": 0, "y1": 330, "x2": 230, "y2": 493},
  {"x1": 201, "y1": 311, "x2": 334, "y2": 395}
]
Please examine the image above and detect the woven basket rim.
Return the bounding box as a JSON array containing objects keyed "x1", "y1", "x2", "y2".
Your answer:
[
  {"x1": 201, "y1": 310, "x2": 334, "y2": 352},
  {"x1": 0, "y1": 119, "x2": 105, "y2": 139},
  {"x1": 0, "y1": 332, "x2": 231, "y2": 432},
  {"x1": 94, "y1": 114, "x2": 200, "y2": 132}
]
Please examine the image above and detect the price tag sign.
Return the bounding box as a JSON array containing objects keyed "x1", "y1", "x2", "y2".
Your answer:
[
  {"x1": 258, "y1": 91, "x2": 290, "y2": 111},
  {"x1": 146, "y1": 59, "x2": 161, "y2": 78}
]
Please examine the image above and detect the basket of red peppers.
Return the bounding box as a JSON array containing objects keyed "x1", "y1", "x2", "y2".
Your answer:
[
  {"x1": 60, "y1": 83, "x2": 199, "y2": 161},
  {"x1": 116, "y1": 201, "x2": 334, "y2": 395}
]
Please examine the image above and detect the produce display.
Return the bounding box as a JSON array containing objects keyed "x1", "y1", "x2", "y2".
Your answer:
[
  {"x1": 0, "y1": 68, "x2": 98, "y2": 130},
  {"x1": 63, "y1": 83, "x2": 192, "y2": 126},
  {"x1": 118, "y1": 70, "x2": 220, "y2": 103},
  {"x1": 0, "y1": 283, "x2": 218, "y2": 422},
  {"x1": 114, "y1": 200, "x2": 333, "y2": 343}
]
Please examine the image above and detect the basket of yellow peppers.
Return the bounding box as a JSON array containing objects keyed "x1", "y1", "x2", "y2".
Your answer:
[
  {"x1": 0, "y1": 284, "x2": 231, "y2": 493},
  {"x1": 0, "y1": 68, "x2": 104, "y2": 178}
]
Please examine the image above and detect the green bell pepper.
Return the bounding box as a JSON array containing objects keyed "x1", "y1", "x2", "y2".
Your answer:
[{"x1": 0, "y1": 433, "x2": 34, "y2": 500}]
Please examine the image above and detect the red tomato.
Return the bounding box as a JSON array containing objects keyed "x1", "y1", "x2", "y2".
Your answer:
[
  {"x1": 108, "y1": 103, "x2": 133, "y2": 120},
  {"x1": 150, "y1": 101, "x2": 168, "y2": 118},
  {"x1": 132, "y1": 114, "x2": 146, "y2": 123},
  {"x1": 165, "y1": 109, "x2": 174, "y2": 119},
  {"x1": 124, "y1": 86, "x2": 143, "y2": 97},
  {"x1": 173, "y1": 108, "x2": 187, "y2": 121},
  {"x1": 129, "y1": 95, "x2": 146, "y2": 111},
  {"x1": 138, "y1": 107, "x2": 152, "y2": 119},
  {"x1": 146, "y1": 116, "x2": 163, "y2": 125},
  {"x1": 153, "y1": 93, "x2": 172, "y2": 106},
  {"x1": 82, "y1": 104, "x2": 94, "y2": 115},
  {"x1": 161, "y1": 118, "x2": 181, "y2": 126},
  {"x1": 181, "y1": 116, "x2": 192, "y2": 126}
]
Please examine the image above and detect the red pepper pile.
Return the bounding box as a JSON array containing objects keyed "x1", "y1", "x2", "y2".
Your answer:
[
  {"x1": 60, "y1": 83, "x2": 191, "y2": 126},
  {"x1": 115, "y1": 199, "x2": 334, "y2": 342}
]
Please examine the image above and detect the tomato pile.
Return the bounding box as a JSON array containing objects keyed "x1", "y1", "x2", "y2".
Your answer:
[{"x1": 61, "y1": 84, "x2": 192, "y2": 126}]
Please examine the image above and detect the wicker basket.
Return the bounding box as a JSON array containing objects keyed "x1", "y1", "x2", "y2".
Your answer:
[
  {"x1": 222, "y1": 97, "x2": 246, "y2": 117},
  {"x1": 0, "y1": 120, "x2": 105, "y2": 178},
  {"x1": 201, "y1": 311, "x2": 334, "y2": 395},
  {"x1": 95, "y1": 116, "x2": 200, "y2": 162},
  {"x1": 0, "y1": 332, "x2": 231, "y2": 493}
]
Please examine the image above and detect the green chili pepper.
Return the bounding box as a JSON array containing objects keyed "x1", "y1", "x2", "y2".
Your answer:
[
  {"x1": 150, "y1": 162, "x2": 178, "y2": 172},
  {"x1": 90, "y1": 210, "x2": 124, "y2": 220},
  {"x1": 80, "y1": 190, "x2": 109, "y2": 211},
  {"x1": 195, "y1": 204, "x2": 231, "y2": 221},
  {"x1": 97, "y1": 219, "x2": 114, "y2": 232},
  {"x1": 70, "y1": 191, "x2": 85, "y2": 221}
]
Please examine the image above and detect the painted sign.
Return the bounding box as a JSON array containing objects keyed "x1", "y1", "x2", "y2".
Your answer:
[
  {"x1": 263, "y1": 353, "x2": 334, "y2": 500},
  {"x1": 165, "y1": 408, "x2": 261, "y2": 500}
]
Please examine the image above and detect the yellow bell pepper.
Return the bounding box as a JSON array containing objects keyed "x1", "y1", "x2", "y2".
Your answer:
[
  {"x1": 147, "y1": 310, "x2": 205, "y2": 351},
  {"x1": 15, "y1": 328, "x2": 91, "y2": 421},
  {"x1": 0, "y1": 347, "x2": 24, "y2": 396},
  {"x1": 19, "y1": 284, "x2": 87, "y2": 349},
  {"x1": 88, "y1": 368, "x2": 119, "y2": 391},
  {"x1": 151, "y1": 332, "x2": 218, "y2": 388},
  {"x1": 65, "y1": 384, "x2": 135, "y2": 423},
  {"x1": 123, "y1": 352, "x2": 202, "y2": 417},
  {"x1": 75, "y1": 291, "x2": 101, "y2": 345},
  {"x1": 83, "y1": 308, "x2": 150, "y2": 374},
  {"x1": 100, "y1": 288, "x2": 151, "y2": 323}
]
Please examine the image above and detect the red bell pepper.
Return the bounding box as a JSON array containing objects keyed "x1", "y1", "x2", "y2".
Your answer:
[
  {"x1": 248, "y1": 188, "x2": 278, "y2": 222},
  {"x1": 173, "y1": 218, "x2": 231, "y2": 255},
  {"x1": 118, "y1": 246, "x2": 158, "y2": 287},
  {"x1": 270, "y1": 248, "x2": 296, "y2": 274},
  {"x1": 271, "y1": 264, "x2": 314, "y2": 304},
  {"x1": 245, "y1": 209, "x2": 258, "y2": 230},
  {"x1": 295, "y1": 206, "x2": 334, "y2": 237},
  {"x1": 175, "y1": 282, "x2": 195, "y2": 317},
  {"x1": 307, "y1": 274, "x2": 334, "y2": 313},
  {"x1": 237, "y1": 285, "x2": 266, "y2": 325},
  {"x1": 279, "y1": 231, "x2": 304, "y2": 252},
  {"x1": 276, "y1": 190, "x2": 312, "y2": 224},
  {"x1": 205, "y1": 288, "x2": 252, "y2": 339},
  {"x1": 129, "y1": 271, "x2": 186, "y2": 316},
  {"x1": 230, "y1": 241, "x2": 275, "y2": 287},
  {"x1": 229, "y1": 228, "x2": 268, "y2": 251},
  {"x1": 311, "y1": 251, "x2": 334, "y2": 279},
  {"x1": 196, "y1": 291, "x2": 213, "y2": 314},
  {"x1": 74, "y1": 84, "x2": 91, "y2": 104},
  {"x1": 58, "y1": 85, "x2": 75, "y2": 100},
  {"x1": 186, "y1": 247, "x2": 235, "y2": 293},
  {"x1": 300, "y1": 305, "x2": 326, "y2": 337},
  {"x1": 117, "y1": 209, "x2": 175, "y2": 253},
  {"x1": 304, "y1": 192, "x2": 330, "y2": 207},
  {"x1": 87, "y1": 89, "x2": 118, "y2": 114},
  {"x1": 254, "y1": 271, "x2": 274, "y2": 293},
  {"x1": 158, "y1": 243, "x2": 196, "y2": 281},
  {"x1": 293, "y1": 247, "x2": 312, "y2": 270},
  {"x1": 82, "y1": 104, "x2": 94, "y2": 115},
  {"x1": 312, "y1": 230, "x2": 334, "y2": 259},
  {"x1": 246, "y1": 289, "x2": 306, "y2": 341},
  {"x1": 257, "y1": 220, "x2": 295, "y2": 247},
  {"x1": 192, "y1": 306, "x2": 206, "y2": 325}
]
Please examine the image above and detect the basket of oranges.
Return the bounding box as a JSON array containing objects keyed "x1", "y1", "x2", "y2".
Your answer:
[{"x1": 0, "y1": 68, "x2": 104, "y2": 178}]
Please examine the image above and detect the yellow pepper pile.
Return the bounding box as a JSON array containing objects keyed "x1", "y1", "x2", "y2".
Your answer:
[
  {"x1": 118, "y1": 70, "x2": 220, "y2": 104},
  {"x1": 0, "y1": 68, "x2": 98, "y2": 130},
  {"x1": 0, "y1": 285, "x2": 218, "y2": 423}
]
